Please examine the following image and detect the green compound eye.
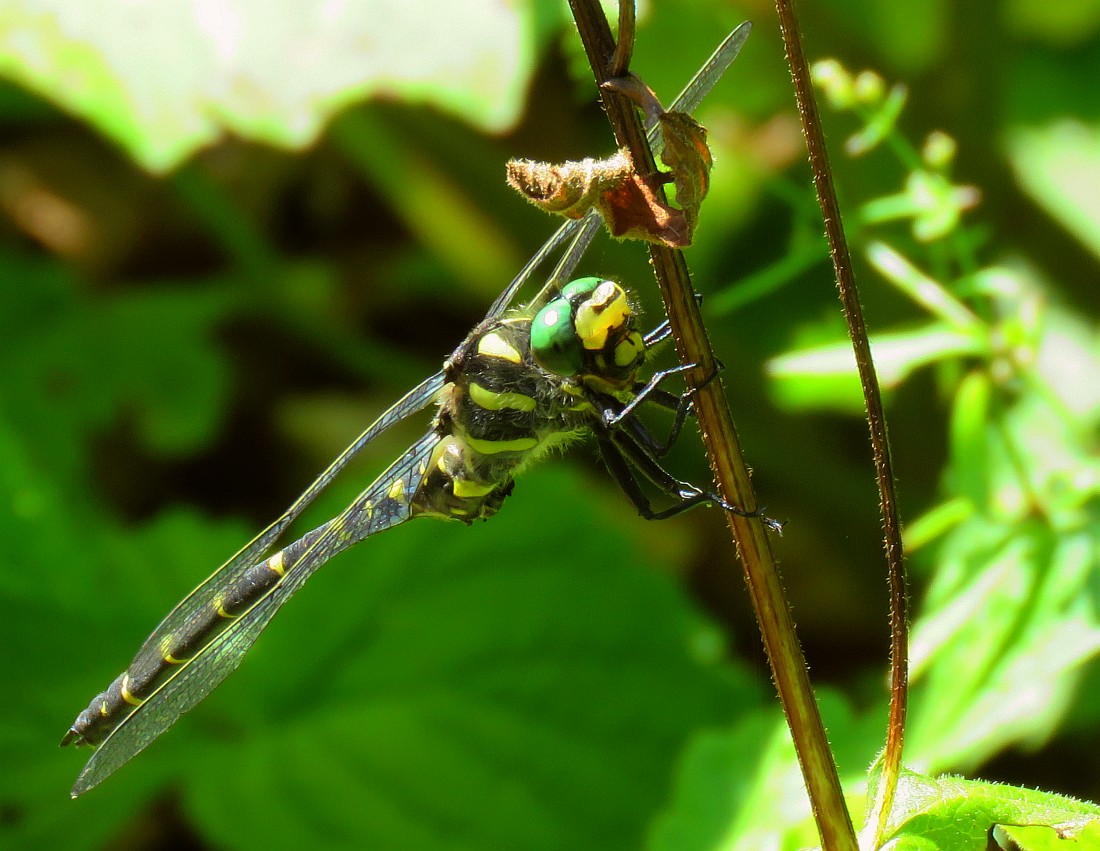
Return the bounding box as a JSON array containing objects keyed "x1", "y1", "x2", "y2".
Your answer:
[
  {"x1": 531, "y1": 278, "x2": 623, "y2": 377},
  {"x1": 560, "y1": 276, "x2": 602, "y2": 301},
  {"x1": 531, "y1": 294, "x2": 584, "y2": 376}
]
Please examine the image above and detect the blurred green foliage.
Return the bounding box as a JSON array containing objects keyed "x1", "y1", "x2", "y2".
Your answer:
[{"x1": 1, "y1": 1, "x2": 1099, "y2": 849}]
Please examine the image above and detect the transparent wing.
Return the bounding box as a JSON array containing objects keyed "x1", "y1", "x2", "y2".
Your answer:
[
  {"x1": 125, "y1": 18, "x2": 754, "y2": 669},
  {"x1": 662, "y1": 22, "x2": 751, "y2": 125},
  {"x1": 72, "y1": 431, "x2": 441, "y2": 797},
  {"x1": 485, "y1": 212, "x2": 593, "y2": 319},
  {"x1": 67, "y1": 23, "x2": 753, "y2": 796},
  {"x1": 127, "y1": 373, "x2": 446, "y2": 665}
]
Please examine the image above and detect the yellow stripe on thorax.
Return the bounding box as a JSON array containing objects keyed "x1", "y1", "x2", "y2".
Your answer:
[
  {"x1": 465, "y1": 435, "x2": 539, "y2": 454},
  {"x1": 468, "y1": 381, "x2": 536, "y2": 412},
  {"x1": 477, "y1": 332, "x2": 523, "y2": 363},
  {"x1": 452, "y1": 478, "x2": 497, "y2": 498}
]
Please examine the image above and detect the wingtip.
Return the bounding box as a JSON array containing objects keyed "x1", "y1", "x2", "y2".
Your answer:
[{"x1": 70, "y1": 773, "x2": 96, "y2": 799}]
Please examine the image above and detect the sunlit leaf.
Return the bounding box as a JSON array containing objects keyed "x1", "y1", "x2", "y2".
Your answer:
[
  {"x1": 874, "y1": 769, "x2": 1100, "y2": 849},
  {"x1": 767, "y1": 325, "x2": 980, "y2": 413},
  {"x1": 1008, "y1": 121, "x2": 1100, "y2": 260},
  {"x1": 0, "y1": 0, "x2": 533, "y2": 171}
]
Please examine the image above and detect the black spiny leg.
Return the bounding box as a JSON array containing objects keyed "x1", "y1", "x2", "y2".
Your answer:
[
  {"x1": 596, "y1": 428, "x2": 776, "y2": 527},
  {"x1": 596, "y1": 434, "x2": 719, "y2": 520},
  {"x1": 641, "y1": 291, "x2": 705, "y2": 349},
  {"x1": 643, "y1": 319, "x2": 673, "y2": 349},
  {"x1": 604, "y1": 360, "x2": 722, "y2": 457}
]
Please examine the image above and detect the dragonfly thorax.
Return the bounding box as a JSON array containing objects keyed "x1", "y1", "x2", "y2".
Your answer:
[{"x1": 413, "y1": 278, "x2": 646, "y2": 525}]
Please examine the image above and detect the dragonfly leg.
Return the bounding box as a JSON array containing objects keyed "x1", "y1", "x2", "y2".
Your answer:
[
  {"x1": 596, "y1": 428, "x2": 779, "y2": 529},
  {"x1": 606, "y1": 358, "x2": 722, "y2": 456},
  {"x1": 642, "y1": 291, "x2": 704, "y2": 348},
  {"x1": 596, "y1": 432, "x2": 734, "y2": 520}
]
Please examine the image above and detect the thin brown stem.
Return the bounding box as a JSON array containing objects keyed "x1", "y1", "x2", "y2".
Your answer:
[
  {"x1": 567, "y1": 2, "x2": 858, "y2": 849},
  {"x1": 610, "y1": 0, "x2": 634, "y2": 77},
  {"x1": 773, "y1": 0, "x2": 909, "y2": 845}
]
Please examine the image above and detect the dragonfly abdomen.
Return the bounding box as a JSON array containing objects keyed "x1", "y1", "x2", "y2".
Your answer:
[{"x1": 62, "y1": 549, "x2": 291, "y2": 748}]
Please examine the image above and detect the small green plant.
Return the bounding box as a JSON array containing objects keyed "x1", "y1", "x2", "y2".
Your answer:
[{"x1": 748, "y1": 59, "x2": 1100, "y2": 847}]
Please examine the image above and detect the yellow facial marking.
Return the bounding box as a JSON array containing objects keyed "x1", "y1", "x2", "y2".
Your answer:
[
  {"x1": 120, "y1": 675, "x2": 144, "y2": 707},
  {"x1": 469, "y1": 382, "x2": 536, "y2": 412},
  {"x1": 477, "y1": 332, "x2": 523, "y2": 364},
  {"x1": 452, "y1": 478, "x2": 496, "y2": 498},
  {"x1": 614, "y1": 331, "x2": 645, "y2": 368},
  {"x1": 465, "y1": 435, "x2": 539, "y2": 455},
  {"x1": 575, "y1": 281, "x2": 629, "y2": 351},
  {"x1": 388, "y1": 478, "x2": 406, "y2": 502},
  {"x1": 267, "y1": 551, "x2": 286, "y2": 577}
]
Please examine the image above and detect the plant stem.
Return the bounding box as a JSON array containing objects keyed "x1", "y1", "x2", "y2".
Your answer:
[
  {"x1": 567, "y1": 2, "x2": 858, "y2": 848},
  {"x1": 773, "y1": 1, "x2": 909, "y2": 846}
]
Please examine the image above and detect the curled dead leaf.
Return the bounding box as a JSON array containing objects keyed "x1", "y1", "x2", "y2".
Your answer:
[{"x1": 506, "y1": 74, "x2": 715, "y2": 248}]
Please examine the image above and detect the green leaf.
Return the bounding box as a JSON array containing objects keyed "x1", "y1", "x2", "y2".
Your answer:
[
  {"x1": 1005, "y1": 0, "x2": 1100, "y2": 46},
  {"x1": 0, "y1": 252, "x2": 235, "y2": 460},
  {"x1": 0, "y1": 0, "x2": 534, "y2": 171},
  {"x1": 947, "y1": 371, "x2": 993, "y2": 510},
  {"x1": 648, "y1": 690, "x2": 878, "y2": 851},
  {"x1": 874, "y1": 769, "x2": 1100, "y2": 849},
  {"x1": 767, "y1": 324, "x2": 979, "y2": 413},
  {"x1": 908, "y1": 517, "x2": 1100, "y2": 771},
  {"x1": 1007, "y1": 121, "x2": 1100, "y2": 261},
  {"x1": 148, "y1": 467, "x2": 761, "y2": 851},
  {"x1": 830, "y1": 0, "x2": 951, "y2": 73}
]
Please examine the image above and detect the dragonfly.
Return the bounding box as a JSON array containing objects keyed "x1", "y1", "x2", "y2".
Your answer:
[{"x1": 62, "y1": 23, "x2": 757, "y2": 798}]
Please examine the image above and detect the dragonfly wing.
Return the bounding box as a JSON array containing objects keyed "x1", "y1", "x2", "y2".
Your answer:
[
  {"x1": 486, "y1": 217, "x2": 584, "y2": 319},
  {"x1": 131, "y1": 371, "x2": 445, "y2": 663},
  {"x1": 657, "y1": 22, "x2": 751, "y2": 134},
  {"x1": 71, "y1": 431, "x2": 441, "y2": 797},
  {"x1": 67, "y1": 25, "x2": 756, "y2": 796}
]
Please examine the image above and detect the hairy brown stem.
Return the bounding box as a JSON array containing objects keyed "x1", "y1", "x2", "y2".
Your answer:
[
  {"x1": 567, "y1": 2, "x2": 858, "y2": 848},
  {"x1": 773, "y1": 0, "x2": 909, "y2": 845}
]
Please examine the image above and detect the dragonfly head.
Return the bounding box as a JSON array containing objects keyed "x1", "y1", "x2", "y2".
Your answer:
[{"x1": 531, "y1": 277, "x2": 645, "y2": 387}]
